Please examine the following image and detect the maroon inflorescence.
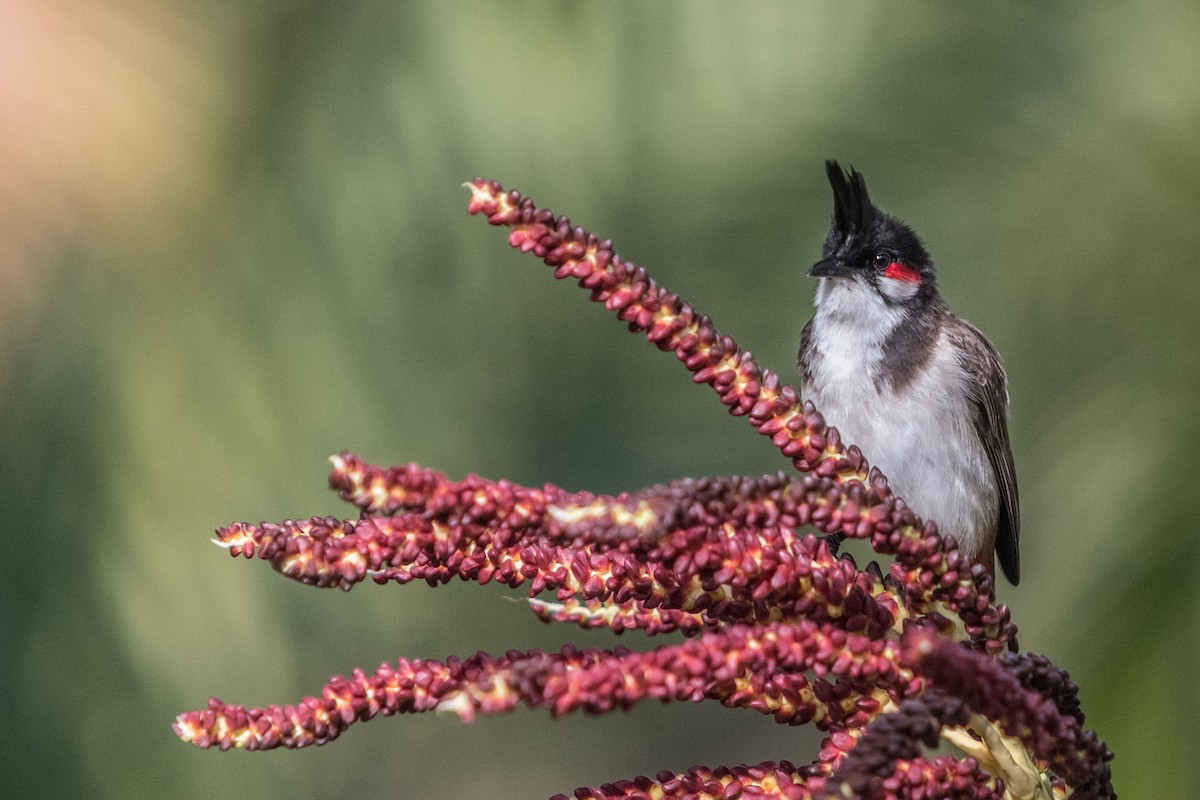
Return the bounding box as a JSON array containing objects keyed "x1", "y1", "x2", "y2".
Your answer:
[
  {"x1": 174, "y1": 179, "x2": 1114, "y2": 800},
  {"x1": 827, "y1": 689, "x2": 974, "y2": 798},
  {"x1": 904, "y1": 633, "x2": 1114, "y2": 800}
]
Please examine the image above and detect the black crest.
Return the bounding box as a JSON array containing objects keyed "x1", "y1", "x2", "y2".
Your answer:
[{"x1": 825, "y1": 160, "x2": 875, "y2": 239}]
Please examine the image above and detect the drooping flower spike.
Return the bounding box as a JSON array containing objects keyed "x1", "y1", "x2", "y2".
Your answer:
[{"x1": 174, "y1": 180, "x2": 1113, "y2": 800}]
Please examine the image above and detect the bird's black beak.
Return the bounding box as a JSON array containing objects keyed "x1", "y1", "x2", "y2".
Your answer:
[{"x1": 808, "y1": 257, "x2": 856, "y2": 279}]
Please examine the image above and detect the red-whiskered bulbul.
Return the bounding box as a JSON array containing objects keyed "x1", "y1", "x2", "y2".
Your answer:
[{"x1": 799, "y1": 161, "x2": 1020, "y2": 585}]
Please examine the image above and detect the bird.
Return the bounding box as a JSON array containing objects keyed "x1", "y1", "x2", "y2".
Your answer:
[{"x1": 798, "y1": 161, "x2": 1020, "y2": 585}]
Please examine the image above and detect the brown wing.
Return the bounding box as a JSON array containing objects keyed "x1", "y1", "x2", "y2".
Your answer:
[
  {"x1": 798, "y1": 317, "x2": 817, "y2": 387},
  {"x1": 949, "y1": 318, "x2": 1020, "y2": 585}
]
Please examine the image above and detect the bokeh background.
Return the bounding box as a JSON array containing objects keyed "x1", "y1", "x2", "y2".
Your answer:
[{"x1": 2, "y1": 3, "x2": 1196, "y2": 798}]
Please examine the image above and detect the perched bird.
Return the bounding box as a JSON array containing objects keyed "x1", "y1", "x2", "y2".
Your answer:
[{"x1": 799, "y1": 161, "x2": 1020, "y2": 584}]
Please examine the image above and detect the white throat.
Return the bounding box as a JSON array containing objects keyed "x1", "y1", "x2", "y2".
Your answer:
[{"x1": 811, "y1": 277, "x2": 907, "y2": 376}]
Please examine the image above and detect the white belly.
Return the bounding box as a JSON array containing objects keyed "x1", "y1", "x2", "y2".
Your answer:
[{"x1": 803, "y1": 288, "x2": 997, "y2": 559}]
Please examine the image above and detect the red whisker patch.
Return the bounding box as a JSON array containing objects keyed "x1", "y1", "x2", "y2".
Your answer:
[{"x1": 884, "y1": 261, "x2": 922, "y2": 284}]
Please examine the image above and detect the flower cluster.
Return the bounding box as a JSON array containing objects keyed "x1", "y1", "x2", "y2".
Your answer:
[{"x1": 174, "y1": 180, "x2": 1114, "y2": 799}]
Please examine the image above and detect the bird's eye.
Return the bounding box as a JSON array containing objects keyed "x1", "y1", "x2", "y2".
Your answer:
[{"x1": 872, "y1": 252, "x2": 891, "y2": 269}]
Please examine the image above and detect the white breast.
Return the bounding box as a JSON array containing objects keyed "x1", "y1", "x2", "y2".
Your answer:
[{"x1": 803, "y1": 279, "x2": 997, "y2": 559}]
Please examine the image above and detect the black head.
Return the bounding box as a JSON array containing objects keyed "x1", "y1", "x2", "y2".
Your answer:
[{"x1": 810, "y1": 161, "x2": 937, "y2": 305}]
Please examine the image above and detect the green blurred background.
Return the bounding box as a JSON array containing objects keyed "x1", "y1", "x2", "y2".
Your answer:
[{"x1": 2, "y1": 3, "x2": 1196, "y2": 798}]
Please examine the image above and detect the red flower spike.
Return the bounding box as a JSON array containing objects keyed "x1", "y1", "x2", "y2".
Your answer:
[
  {"x1": 175, "y1": 179, "x2": 1113, "y2": 800},
  {"x1": 212, "y1": 512, "x2": 901, "y2": 634},
  {"x1": 175, "y1": 621, "x2": 918, "y2": 752},
  {"x1": 548, "y1": 758, "x2": 999, "y2": 800},
  {"x1": 527, "y1": 596, "x2": 707, "y2": 635}
]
